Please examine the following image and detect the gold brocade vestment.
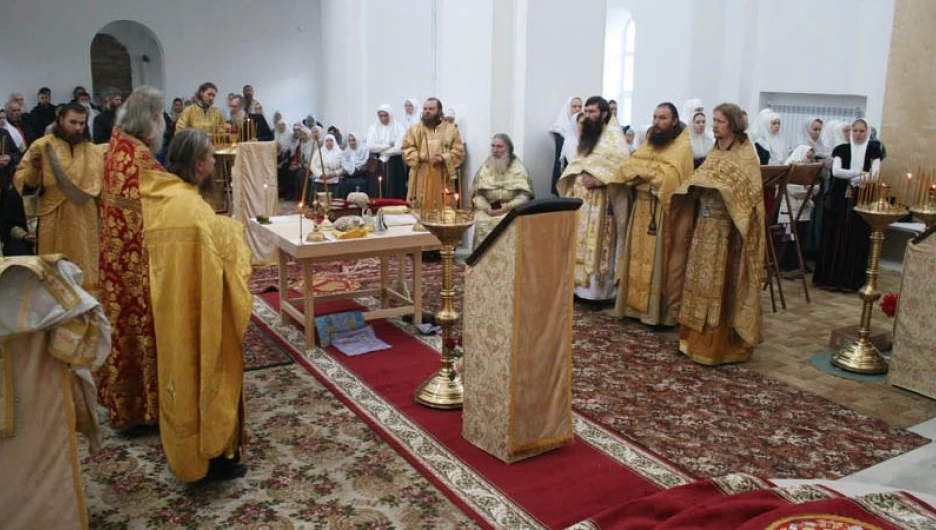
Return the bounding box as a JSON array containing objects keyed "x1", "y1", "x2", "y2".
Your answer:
[
  {"x1": 175, "y1": 104, "x2": 226, "y2": 134},
  {"x1": 402, "y1": 121, "x2": 465, "y2": 209},
  {"x1": 609, "y1": 127, "x2": 694, "y2": 325},
  {"x1": 13, "y1": 135, "x2": 105, "y2": 295},
  {"x1": 556, "y1": 122, "x2": 630, "y2": 300},
  {"x1": 470, "y1": 158, "x2": 533, "y2": 248},
  {"x1": 140, "y1": 169, "x2": 253, "y2": 482},
  {"x1": 665, "y1": 139, "x2": 765, "y2": 365}
]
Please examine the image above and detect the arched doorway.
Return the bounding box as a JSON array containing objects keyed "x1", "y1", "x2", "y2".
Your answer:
[
  {"x1": 90, "y1": 20, "x2": 164, "y2": 104},
  {"x1": 90, "y1": 34, "x2": 132, "y2": 102}
]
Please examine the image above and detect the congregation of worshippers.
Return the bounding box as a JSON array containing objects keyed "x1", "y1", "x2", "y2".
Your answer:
[{"x1": 0, "y1": 81, "x2": 883, "y2": 483}]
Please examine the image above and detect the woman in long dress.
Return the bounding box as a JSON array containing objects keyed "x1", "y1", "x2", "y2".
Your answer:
[{"x1": 813, "y1": 118, "x2": 882, "y2": 291}]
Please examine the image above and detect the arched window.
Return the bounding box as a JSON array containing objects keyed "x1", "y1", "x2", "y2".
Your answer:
[{"x1": 602, "y1": 6, "x2": 636, "y2": 126}]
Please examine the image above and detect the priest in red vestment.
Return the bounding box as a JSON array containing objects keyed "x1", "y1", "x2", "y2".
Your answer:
[{"x1": 96, "y1": 86, "x2": 167, "y2": 429}]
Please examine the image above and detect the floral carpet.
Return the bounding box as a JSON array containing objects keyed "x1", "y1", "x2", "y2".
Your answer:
[
  {"x1": 284, "y1": 259, "x2": 930, "y2": 480},
  {"x1": 79, "y1": 260, "x2": 931, "y2": 528},
  {"x1": 244, "y1": 320, "x2": 293, "y2": 371},
  {"x1": 82, "y1": 364, "x2": 478, "y2": 529}
]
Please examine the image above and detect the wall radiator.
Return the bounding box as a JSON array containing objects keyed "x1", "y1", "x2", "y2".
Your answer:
[{"x1": 766, "y1": 103, "x2": 864, "y2": 152}]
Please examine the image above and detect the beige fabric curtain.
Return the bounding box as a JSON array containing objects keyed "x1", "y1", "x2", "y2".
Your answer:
[{"x1": 232, "y1": 141, "x2": 279, "y2": 265}]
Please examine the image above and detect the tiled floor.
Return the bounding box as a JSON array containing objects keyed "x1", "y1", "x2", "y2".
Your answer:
[
  {"x1": 750, "y1": 271, "x2": 936, "y2": 429},
  {"x1": 649, "y1": 270, "x2": 936, "y2": 429}
]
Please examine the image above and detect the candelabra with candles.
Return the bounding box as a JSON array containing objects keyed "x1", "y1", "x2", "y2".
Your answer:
[
  {"x1": 905, "y1": 169, "x2": 936, "y2": 228},
  {"x1": 832, "y1": 172, "x2": 909, "y2": 374},
  {"x1": 413, "y1": 153, "x2": 474, "y2": 409}
]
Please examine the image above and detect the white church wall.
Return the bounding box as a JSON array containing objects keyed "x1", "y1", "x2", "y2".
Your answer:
[
  {"x1": 435, "y1": 0, "x2": 496, "y2": 196},
  {"x1": 741, "y1": 0, "x2": 895, "y2": 128},
  {"x1": 604, "y1": 0, "x2": 894, "y2": 129},
  {"x1": 0, "y1": 0, "x2": 323, "y2": 124},
  {"x1": 320, "y1": 0, "x2": 435, "y2": 141},
  {"x1": 521, "y1": 0, "x2": 607, "y2": 198}
]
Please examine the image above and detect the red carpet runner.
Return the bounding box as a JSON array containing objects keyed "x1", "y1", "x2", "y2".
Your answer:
[{"x1": 253, "y1": 291, "x2": 694, "y2": 529}]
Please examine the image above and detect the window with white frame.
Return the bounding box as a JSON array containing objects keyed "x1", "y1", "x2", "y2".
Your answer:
[{"x1": 602, "y1": 6, "x2": 635, "y2": 126}]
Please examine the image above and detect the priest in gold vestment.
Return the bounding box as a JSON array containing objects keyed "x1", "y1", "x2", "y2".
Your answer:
[
  {"x1": 402, "y1": 98, "x2": 465, "y2": 211},
  {"x1": 142, "y1": 129, "x2": 253, "y2": 482},
  {"x1": 610, "y1": 102, "x2": 694, "y2": 325},
  {"x1": 470, "y1": 133, "x2": 533, "y2": 248},
  {"x1": 14, "y1": 103, "x2": 105, "y2": 295},
  {"x1": 175, "y1": 82, "x2": 226, "y2": 134},
  {"x1": 666, "y1": 103, "x2": 765, "y2": 365},
  {"x1": 557, "y1": 96, "x2": 629, "y2": 301}
]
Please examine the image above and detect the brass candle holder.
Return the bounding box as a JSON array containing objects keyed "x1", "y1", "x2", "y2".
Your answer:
[
  {"x1": 414, "y1": 206, "x2": 474, "y2": 409},
  {"x1": 832, "y1": 196, "x2": 907, "y2": 374},
  {"x1": 910, "y1": 206, "x2": 936, "y2": 229}
]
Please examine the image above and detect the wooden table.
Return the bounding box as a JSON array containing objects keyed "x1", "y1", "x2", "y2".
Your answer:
[{"x1": 253, "y1": 216, "x2": 441, "y2": 349}]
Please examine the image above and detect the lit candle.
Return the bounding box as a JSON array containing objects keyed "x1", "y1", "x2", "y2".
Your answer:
[
  {"x1": 378, "y1": 175, "x2": 383, "y2": 199},
  {"x1": 298, "y1": 202, "x2": 304, "y2": 240},
  {"x1": 263, "y1": 183, "x2": 269, "y2": 217},
  {"x1": 454, "y1": 192, "x2": 460, "y2": 211}
]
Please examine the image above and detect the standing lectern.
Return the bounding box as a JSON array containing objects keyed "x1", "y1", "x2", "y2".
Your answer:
[{"x1": 462, "y1": 198, "x2": 582, "y2": 463}]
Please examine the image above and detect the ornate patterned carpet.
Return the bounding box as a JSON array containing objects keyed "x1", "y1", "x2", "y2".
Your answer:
[
  {"x1": 258, "y1": 258, "x2": 929, "y2": 480},
  {"x1": 82, "y1": 364, "x2": 478, "y2": 529},
  {"x1": 78, "y1": 260, "x2": 930, "y2": 528}
]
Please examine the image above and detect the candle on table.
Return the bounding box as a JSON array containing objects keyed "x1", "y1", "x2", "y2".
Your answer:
[
  {"x1": 378, "y1": 175, "x2": 383, "y2": 199},
  {"x1": 455, "y1": 193, "x2": 460, "y2": 211},
  {"x1": 298, "y1": 202, "x2": 304, "y2": 240}
]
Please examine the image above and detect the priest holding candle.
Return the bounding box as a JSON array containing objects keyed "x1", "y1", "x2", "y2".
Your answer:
[{"x1": 402, "y1": 98, "x2": 465, "y2": 214}]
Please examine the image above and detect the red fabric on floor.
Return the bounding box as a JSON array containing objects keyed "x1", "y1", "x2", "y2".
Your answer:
[{"x1": 257, "y1": 291, "x2": 669, "y2": 529}]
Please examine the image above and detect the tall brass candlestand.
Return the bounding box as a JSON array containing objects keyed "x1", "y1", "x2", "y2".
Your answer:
[
  {"x1": 832, "y1": 203, "x2": 907, "y2": 374},
  {"x1": 414, "y1": 207, "x2": 474, "y2": 409}
]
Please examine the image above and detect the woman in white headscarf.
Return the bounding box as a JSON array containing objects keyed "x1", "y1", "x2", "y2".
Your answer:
[
  {"x1": 402, "y1": 98, "x2": 421, "y2": 130},
  {"x1": 681, "y1": 98, "x2": 704, "y2": 127},
  {"x1": 688, "y1": 110, "x2": 714, "y2": 168},
  {"x1": 274, "y1": 119, "x2": 295, "y2": 156},
  {"x1": 310, "y1": 133, "x2": 345, "y2": 198},
  {"x1": 560, "y1": 112, "x2": 585, "y2": 168},
  {"x1": 796, "y1": 116, "x2": 829, "y2": 159},
  {"x1": 549, "y1": 96, "x2": 583, "y2": 195},
  {"x1": 814, "y1": 118, "x2": 882, "y2": 291},
  {"x1": 753, "y1": 109, "x2": 787, "y2": 165},
  {"x1": 339, "y1": 132, "x2": 374, "y2": 198},
  {"x1": 623, "y1": 126, "x2": 636, "y2": 155},
  {"x1": 274, "y1": 119, "x2": 296, "y2": 198},
  {"x1": 822, "y1": 120, "x2": 851, "y2": 153},
  {"x1": 366, "y1": 104, "x2": 407, "y2": 199}
]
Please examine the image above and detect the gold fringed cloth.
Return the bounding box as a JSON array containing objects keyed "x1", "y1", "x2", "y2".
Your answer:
[
  {"x1": 557, "y1": 124, "x2": 629, "y2": 292},
  {"x1": 609, "y1": 127, "x2": 694, "y2": 324},
  {"x1": 0, "y1": 256, "x2": 111, "y2": 530},
  {"x1": 463, "y1": 210, "x2": 576, "y2": 463},
  {"x1": 231, "y1": 141, "x2": 278, "y2": 265},
  {"x1": 888, "y1": 232, "x2": 936, "y2": 398},
  {"x1": 141, "y1": 169, "x2": 254, "y2": 483},
  {"x1": 665, "y1": 140, "x2": 765, "y2": 365}
]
